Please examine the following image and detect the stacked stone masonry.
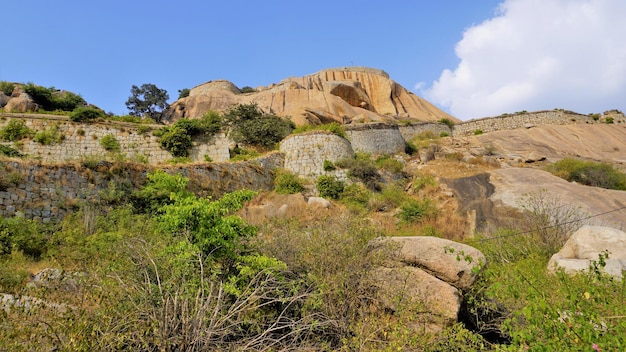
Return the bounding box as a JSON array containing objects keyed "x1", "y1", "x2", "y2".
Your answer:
[
  {"x1": 0, "y1": 153, "x2": 284, "y2": 222},
  {"x1": 0, "y1": 114, "x2": 231, "y2": 163},
  {"x1": 345, "y1": 123, "x2": 406, "y2": 155},
  {"x1": 279, "y1": 132, "x2": 354, "y2": 179}
]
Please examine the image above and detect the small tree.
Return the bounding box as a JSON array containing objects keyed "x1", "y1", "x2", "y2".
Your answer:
[{"x1": 125, "y1": 83, "x2": 169, "y2": 121}]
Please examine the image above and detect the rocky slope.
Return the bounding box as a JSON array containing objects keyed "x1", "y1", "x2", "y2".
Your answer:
[{"x1": 164, "y1": 67, "x2": 457, "y2": 126}]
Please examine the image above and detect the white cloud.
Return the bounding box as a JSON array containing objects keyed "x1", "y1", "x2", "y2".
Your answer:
[{"x1": 423, "y1": 0, "x2": 626, "y2": 120}]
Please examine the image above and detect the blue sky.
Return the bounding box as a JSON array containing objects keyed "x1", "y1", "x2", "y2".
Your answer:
[{"x1": 2, "y1": 0, "x2": 625, "y2": 120}]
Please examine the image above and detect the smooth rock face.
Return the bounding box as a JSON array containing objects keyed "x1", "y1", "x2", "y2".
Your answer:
[
  {"x1": 4, "y1": 92, "x2": 38, "y2": 112},
  {"x1": 367, "y1": 236, "x2": 485, "y2": 333},
  {"x1": 370, "y1": 236, "x2": 485, "y2": 290},
  {"x1": 163, "y1": 67, "x2": 456, "y2": 125},
  {"x1": 371, "y1": 266, "x2": 461, "y2": 332},
  {"x1": 548, "y1": 225, "x2": 626, "y2": 277}
]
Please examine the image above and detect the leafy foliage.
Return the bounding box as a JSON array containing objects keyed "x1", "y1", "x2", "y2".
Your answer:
[
  {"x1": 0, "y1": 216, "x2": 49, "y2": 258},
  {"x1": 547, "y1": 158, "x2": 626, "y2": 190},
  {"x1": 69, "y1": 106, "x2": 105, "y2": 122},
  {"x1": 316, "y1": 175, "x2": 344, "y2": 199},
  {"x1": 177, "y1": 88, "x2": 190, "y2": 99},
  {"x1": 292, "y1": 122, "x2": 346, "y2": 138},
  {"x1": 0, "y1": 119, "x2": 33, "y2": 141},
  {"x1": 224, "y1": 103, "x2": 294, "y2": 147},
  {"x1": 0, "y1": 144, "x2": 23, "y2": 157},
  {"x1": 125, "y1": 83, "x2": 169, "y2": 121},
  {"x1": 0, "y1": 81, "x2": 15, "y2": 95},
  {"x1": 34, "y1": 123, "x2": 64, "y2": 145},
  {"x1": 335, "y1": 153, "x2": 381, "y2": 190},
  {"x1": 398, "y1": 198, "x2": 435, "y2": 223},
  {"x1": 156, "y1": 112, "x2": 222, "y2": 157},
  {"x1": 23, "y1": 83, "x2": 86, "y2": 111},
  {"x1": 99, "y1": 134, "x2": 121, "y2": 152},
  {"x1": 273, "y1": 169, "x2": 305, "y2": 194}
]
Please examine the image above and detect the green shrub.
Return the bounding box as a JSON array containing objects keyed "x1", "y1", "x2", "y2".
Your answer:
[
  {"x1": 605, "y1": 116, "x2": 614, "y2": 124},
  {"x1": 474, "y1": 129, "x2": 484, "y2": 135},
  {"x1": 340, "y1": 183, "x2": 371, "y2": 209},
  {"x1": 229, "y1": 147, "x2": 260, "y2": 161},
  {"x1": 159, "y1": 126, "x2": 192, "y2": 157},
  {"x1": 547, "y1": 158, "x2": 626, "y2": 190},
  {"x1": 0, "y1": 144, "x2": 23, "y2": 157},
  {"x1": 239, "y1": 86, "x2": 257, "y2": 93},
  {"x1": 274, "y1": 169, "x2": 305, "y2": 194},
  {"x1": 224, "y1": 103, "x2": 293, "y2": 148},
  {"x1": 323, "y1": 159, "x2": 336, "y2": 171},
  {"x1": 34, "y1": 123, "x2": 64, "y2": 145},
  {"x1": 0, "y1": 81, "x2": 15, "y2": 96},
  {"x1": 23, "y1": 83, "x2": 86, "y2": 111},
  {"x1": 0, "y1": 119, "x2": 33, "y2": 141},
  {"x1": 405, "y1": 141, "x2": 418, "y2": 155},
  {"x1": 293, "y1": 122, "x2": 346, "y2": 138},
  {"x1": 0, "y1": 216, "x2": 49, "y2": 258},
  {"x1": 368, "y1": 184, "x2": 410, "y2": 211},
  {"x1": 70, "y1": 106, "x2": 105, "y2": 122},
  {"x1": 335, "y1": 154, "x2": 380, "y2": 190},
  {"x1": 375, "y1": 155, "x2": 404, "y2": 173},
  {"x1": 316, "y1": 175, "x2": 344, "y2": 199},
  {"x1": 100, "y1": 134, "x2": 121, "y2": 152},
  {"x1": 177, "y1": 88, "x2": 190, "y2": 99},
  {"x1": 440, "y1": 131, "x2": 450, "y2": 137},
  {"x1": 439, "y1": 118, "x2": 455, "y2": 128},
  {"x1": 398, "y1": 198, "x2": 435, "y2": 223}
]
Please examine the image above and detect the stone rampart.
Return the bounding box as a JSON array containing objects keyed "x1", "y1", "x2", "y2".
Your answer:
[
  {"x1": 279, "y1": 132, "x2": 354, "y2": 178},
  {"x1": 0, "y1": 114, "x2": 231, "y2": 163},
  {"x1": 345, "y1": 123, "x2": 406, "y2": 155},
  {"x1": 398, "y1": 123, "x2": 452, "y2": 141},
  {"x1": 452, "y1": 110, "x2": 600, "y2": 136},
  {"x1": 0, "y1": 153, "x2": 283, "y2": 222}
]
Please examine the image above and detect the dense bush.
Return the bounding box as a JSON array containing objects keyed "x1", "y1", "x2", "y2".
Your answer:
[
  {"x1": 225, "y1": 103, "x2": 293, "y2": 148},
  {"x1": 99, "y1": 134, "x2": 121, "y2": 152},
  {"x1": 34, "y1": 123, "x2": 64, "y2": 145},
  {"x1": 375, "y1": 154, "x2": 404, "y2": 173},
  {"x1": 0, "y1": 144, "x2": 23, "y2": 157},
  {"x1": 547, "y1": 158, "x2": 626, "y2": 190},
  {"x1": 292, "y1": 122, "x2": 346, "y2": 138},
  {"x1": 70, "y1": 106, "x2": 105, "y2": 122},
  {"x1": 398, "y1": 198, "x2": 435, "y2": 223},
  {"x1": 0, "y1": 81, "x2": 15, "y2": 95},
  {"x1": 335, "y1": 153, "x2": 381, "y2": 190},
  {"x1": 156, "y1": 112, "x2": 222, "y2": 157},
  {"x1": 316, "y1": 175, "x2": 344, "y2": 199},
  {"x1": 23, "y1": 83, "x2": 86, "y2": 111},
  {"x1": 274, "y1": 169, "x2": 305, "y2": 194},
  {"x1": 0, "y1": 119, "x2": 33, "y2": 141},
  {"x1": 0, "y1": 216, "x2": 49, "y2": 258}
]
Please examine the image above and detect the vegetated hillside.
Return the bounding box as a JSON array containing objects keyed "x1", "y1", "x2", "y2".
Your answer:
[
  {"x1": 164, "y1": 66, "x2": 457, "y2": 126},
  {"x1": 1, "y1": 107, "x2": 626, "y2": 350}
]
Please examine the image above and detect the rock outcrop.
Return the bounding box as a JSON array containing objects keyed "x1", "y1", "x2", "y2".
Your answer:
[
  {"x1": 3, "y1": 88, "x2": 38, "y2": 112},
  {"x1": 368, "y1": 236, "x2": 485, "y2": 333},
  {"x1": 548, "y1": 226, "x2": 626, "y2": 278},
  {"x1": 164, "y1": 67, "x2": 457, "y2": 126}
]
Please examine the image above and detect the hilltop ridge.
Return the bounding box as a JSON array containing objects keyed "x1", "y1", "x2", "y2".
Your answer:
[{"x1": 164, "y1": 67, "x2": 457, "y2": 125}]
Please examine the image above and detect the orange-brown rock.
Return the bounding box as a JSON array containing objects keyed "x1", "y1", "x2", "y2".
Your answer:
[{"x1": 163, "y1": 67, "x2": 457, "y2": 126}]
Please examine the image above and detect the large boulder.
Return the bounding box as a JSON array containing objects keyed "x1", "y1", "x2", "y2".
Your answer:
[
  {"x1": 548, "y1": 225, "x2": 626, "y2": 278},
  {"x1": 163, "y1": 67, "x2": 457, "y2": 126},
  {"x1": 367, "y1": 236, "x2": 485, "y2": 333},
  {"x1": 0, "y1": 92, "x2": 9, "y2": 108},
  {"x1": 4, "y1": 92, "x2": 38, "y2": 112}
]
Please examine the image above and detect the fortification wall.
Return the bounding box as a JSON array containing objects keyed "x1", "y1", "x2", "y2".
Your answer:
[
  {"x1": 0, "y1": 153, "x2": 283, "y2": 222},
  {"x1": 279, "y1": 132, "x2": 354, "y2": 178},
  {"x1": 399, "y1": 123, "x2": 452, "y2": 141},
  {"x1": 0, "y1": 114, "x2": 231, "y2": 163},
  {"x1": 345, "y1": 123, "x2": 406, "y2": 155},
  {"x1": 452, "y1": 110, "x2": 599, "y2": 136}
]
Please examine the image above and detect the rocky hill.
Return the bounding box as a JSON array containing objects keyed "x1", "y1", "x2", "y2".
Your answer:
[{"x1": 164, "y1": 67, "x2": 457, "y2": 126}]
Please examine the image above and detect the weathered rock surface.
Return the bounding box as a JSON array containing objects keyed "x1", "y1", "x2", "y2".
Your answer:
[
  {"x1": 0, "y1": 92, "x2": 9, "y2": 107},
  {"x1": 368, "y1": 236, "x2": 484, "y2": 333},
  {"x1": 370, "y1": 236, "x2": 485, "y2": 290},
  {"x1": 164, "y1": 67, "x2": 457, "y2": 126},
  {"x1": 548, "y1": 225, "x2": 626, "y2": 277},
  {"x1": 4, "y1": 92, "x2": 38, "y2": 112}
]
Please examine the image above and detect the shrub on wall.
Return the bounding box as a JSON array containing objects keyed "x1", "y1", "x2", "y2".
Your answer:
[
  {"x1": 156, "y1": 112, "x2": 222, "y2": 157},
  {"x1": 159, "y1": 126, "x2": 192, "y2": 157},
  {"x1": 70, "y1": 106, "x2": 105, "y2": 122},
  {"x1": 225, "y1": 103, "x2": 294, "y2": 148},
  {"x1": 0, "y1": 119, "x2": 33, "y2": 141},
  {"x1": 0, "y1": 81, "x2": 15, "y2": 96},
  {"x1": 0, "y1": 144, "x2": 23, "y2": 157},
  {"x1": 34, "y1": 123, "x2": 64, "y2": 145},
  {"x1": 100, "y1": 134, "x2": 121, "y2": 152}
]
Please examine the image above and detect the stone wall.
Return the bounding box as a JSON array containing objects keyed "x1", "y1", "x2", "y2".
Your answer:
[
  {"x1": 398, "y1": 122, "x2": 452, "y2": 141},
  {"x1": 279, "y1": 132, "x2": 354, "y2": 178},
  {"x1": 345, "y1": 123, "x2": 406, "y2": 155},
  {"x1": 0, "y1": 114, "x2": 231, "y2": 163},
  {"x1": 452, "y1": 110, "x2": 601, "y2": 136},
  {"x1": 0, "y1": 153, "x2": 284, "y2": 222}
]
